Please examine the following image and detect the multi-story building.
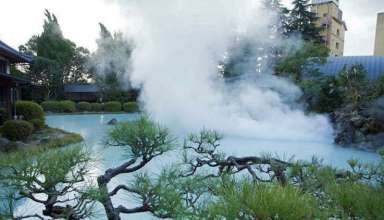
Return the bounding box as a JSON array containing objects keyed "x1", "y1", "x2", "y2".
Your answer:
[
  {"x1": 374, "y1": 12, "x2": 384, "y2": 56},
  {"x1": 310, "y1": 0, "x2": 347, "y2": 56}
]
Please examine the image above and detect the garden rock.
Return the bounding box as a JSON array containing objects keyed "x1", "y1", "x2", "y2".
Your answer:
[
  {"x1": 0, "y1": 137, "x2": 11, "y2": 151},
  {"x1": 108, "y1": 119, "x2": 118, "y2": 125},
  {"x1": 366, "y1": 133, "x2": 384, "y2": 149},
  {"x1": 367, "y1": 96, "x2": 384, "y2": 123},
  {"x1": 15, "y1": 141, "x2": 28, "y2": 150}
]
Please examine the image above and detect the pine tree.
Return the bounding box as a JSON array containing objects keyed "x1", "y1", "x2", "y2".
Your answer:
[
  {"x1": 263, "y1": 0, "x2": 290, "y2": 36},
  {"x1": 288, "y1": 0, "x2": 323, "y2": 43}
]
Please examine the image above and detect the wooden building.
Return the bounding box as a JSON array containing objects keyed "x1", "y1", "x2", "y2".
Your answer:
[{"x1": 0, "y1": 40, "x2": 32, "y2": 122}]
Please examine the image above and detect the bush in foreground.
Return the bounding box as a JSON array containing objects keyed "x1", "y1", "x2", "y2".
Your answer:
[
  {"x1": 76, "y1": 102, "x2": 92, "y2": 112},
  {"x1": 16, "y1": 101, "x2": 45, "y2": 121},
  {"x1": 29, "y1": 119, "x2": 46, "y2": 131},
  {"x1": 0, "y1": 120, "x2": 34, "y2": 141},
  {"x1": 123, "y1": 102, "x2": 140, "y2": 113},
  {"x1": 103, "y1": 101, "x2": 121, "y2": 112}
]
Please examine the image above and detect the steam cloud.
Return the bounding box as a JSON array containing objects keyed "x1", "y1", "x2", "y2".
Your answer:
[{"x1": 112, "y1": 0, "x2": 333, "y2": 142}]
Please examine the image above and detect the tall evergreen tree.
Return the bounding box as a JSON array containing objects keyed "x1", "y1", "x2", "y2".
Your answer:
[
  {"x1": 89, "y1": 23, "x2": 134, "y2": 102},
  {"x1": 288, "y1": 0, "x2": 323, "y2": 43},
  {"x1": 20, "y1": 10, "x2": 91, "y2": 99},
  {"x1": 263, "y1": 0, "x2": 290, "y2": 36}
]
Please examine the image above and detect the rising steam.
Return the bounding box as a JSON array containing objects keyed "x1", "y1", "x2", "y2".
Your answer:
[{"x1": 111, "y1": 0, "x2": 333, "y2": 142}]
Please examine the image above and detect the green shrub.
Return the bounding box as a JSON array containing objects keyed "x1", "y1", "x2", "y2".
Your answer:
[
  {"x1": 0, "y1": 120, "x2": 34, "y2": 141},
  {"x1": 16, "y1": 101, "x2": 45, "y2": 121},
  {"x1": 123, "y1": 102, "x2": 140, "y2": 113},
  {"x1": 326, "y1": 182, "x2": 384, "y2": 219},
  {"x1": 41, "y1": 101, "x2": 61, "y2": 113},
  {"x1": 29, "y1": 118, "x2": 46, "y2": 131},
  {"x1": 41, "y1": 100, "x2": 76, "y2": 113},
  {"x1": 0, "y1": 107, "x2": 9, "y2": 124},
  {"x1": 103, "y1": 101, "x2": 122, "y2": 112},
  {"x1": 207, "y1": 180, "x2": 319, "y2": 219},
  {"x1": 90, "y1": 103, "x2": 103, "y2": 112},
  {"x1": 77, "y1": 102, "x2": 92, "y2": 112},
  {"x1": 59, "y1": 100, "x2": 76, "y2": 113}
]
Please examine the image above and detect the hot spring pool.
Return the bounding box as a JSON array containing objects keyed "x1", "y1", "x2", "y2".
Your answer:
[{"x1": 12, "y1": 114, "x2": 382, "y2": 219}]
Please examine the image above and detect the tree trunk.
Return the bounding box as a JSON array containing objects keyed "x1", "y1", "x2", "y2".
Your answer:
[{"x1": 97, "y1": 175, "x2": 121, "y2": 220}]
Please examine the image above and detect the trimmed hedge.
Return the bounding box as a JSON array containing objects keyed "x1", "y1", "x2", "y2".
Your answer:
[
  {"x1": 59, "y1": 101, "x2": 76, "y2": 113},
  {"x1": 29, "y1": 118, "x2": 46, "y2": 131},
  {"x1": 90, "y1": 103, "x2": 103, "y2": 112},
  {"x1": 41, "y1": 101, "x2": 61, "y2": 113},
  {"x1": 103, "y1": 101, "x2": 122, "y2": 112},
  {"x1": 41, "y1": 100, "x2": 76, "y2": 113},
  {"x1": 16, "y1": 101, "x2": 45, "y2": 121},
  {"x1": 123, "y1": 102, "x2": 140, "y2": 113},
  {"x1": 1, "y1": 120, "x2": 34, "y2": 141},
  {"x1": 77, "y1": 102, "x2": 92, "y2": 112}
]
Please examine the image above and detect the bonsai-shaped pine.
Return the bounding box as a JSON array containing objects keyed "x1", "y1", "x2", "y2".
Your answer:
[
  {"x1": 0, "y1": 146, "x2": 95, "y2": 220},
  {"x1": 96, "y1": 116, "x2": 175, "y2": 220}
]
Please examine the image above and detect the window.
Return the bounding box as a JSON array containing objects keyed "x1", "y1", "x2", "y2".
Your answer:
[
  {"x1": 336, "y1": 42, "x2": 340, "y2": 49},
  {"x1": 337, "y1": 29, "x2": 340, "y2": 36},
  {"x1": 323, "y1": 13, "x2": 328, "y2": 17},
  {"x1": 0, "y1": 60, "x2": 7, "y2": 73}
]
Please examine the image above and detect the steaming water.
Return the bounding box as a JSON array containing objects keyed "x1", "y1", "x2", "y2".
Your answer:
[
  {"x1": 13, "y1": 114, "x2": 381, "y2": 219},
  {"x1": 113, "y1": 0, "x2": 333, "y2": 143}
]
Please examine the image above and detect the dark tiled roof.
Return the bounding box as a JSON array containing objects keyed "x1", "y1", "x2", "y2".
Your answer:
[
  {"x1": 315, "y1": 56, "x2": 384, "y2": 80},
  {"x1": 0, "y1": 40, "x2": 33, "y2": 63},
  {"x1": 64, "y1": 84, "x2": 100, "y2": 93},
  {"x1": 0, "y1": 72, "x2": 30, "y2": 84}
]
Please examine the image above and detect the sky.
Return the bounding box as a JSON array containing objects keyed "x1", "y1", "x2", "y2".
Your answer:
[{"x1": 0, "y1": 0, "x2": 383, "y2": 55}]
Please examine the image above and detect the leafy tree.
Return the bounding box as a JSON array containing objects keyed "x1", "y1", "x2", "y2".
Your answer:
[
  {"x1": 337, "y1": 65, "x2": 370, "y2": 108},
  {"x1": 276, "y1": 42, "x2": 329, "y2": 80},
  {"x1": 65, "y1": 46, "x2": 92, "y2": 84},
  {"x1": 20, "y1": 10, "x2": 91, "y2": 99},
  {"x1": 287, "y1": 0, "x2": 323, "y2": 43},
  {"x1": 90, "y1": 23, "x2": 134, "y2": 102}
]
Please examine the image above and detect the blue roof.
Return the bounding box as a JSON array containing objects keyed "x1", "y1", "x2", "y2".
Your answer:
[
  {"x1": 316, "y1": 56, "x2": 384, "y2": 80},
  {"x1": 64, "y1": 84, "x2": 100, "y2": 93},
  {"x1": 0, "y1": 40, "x2": 33, "y2": 63}
]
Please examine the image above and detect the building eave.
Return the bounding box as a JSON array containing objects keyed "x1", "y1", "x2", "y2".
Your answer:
[
  {"x1": 0, "y1": 40, "x2": 33, "y2": 64},
  {"x1": 0, "y1": 72, "x2": 30, "y2": 84}
]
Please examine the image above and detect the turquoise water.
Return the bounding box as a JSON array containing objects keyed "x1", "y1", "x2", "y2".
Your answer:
[{"x1": 13, "y1": 114, "x2": 382, "y2": 219}]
